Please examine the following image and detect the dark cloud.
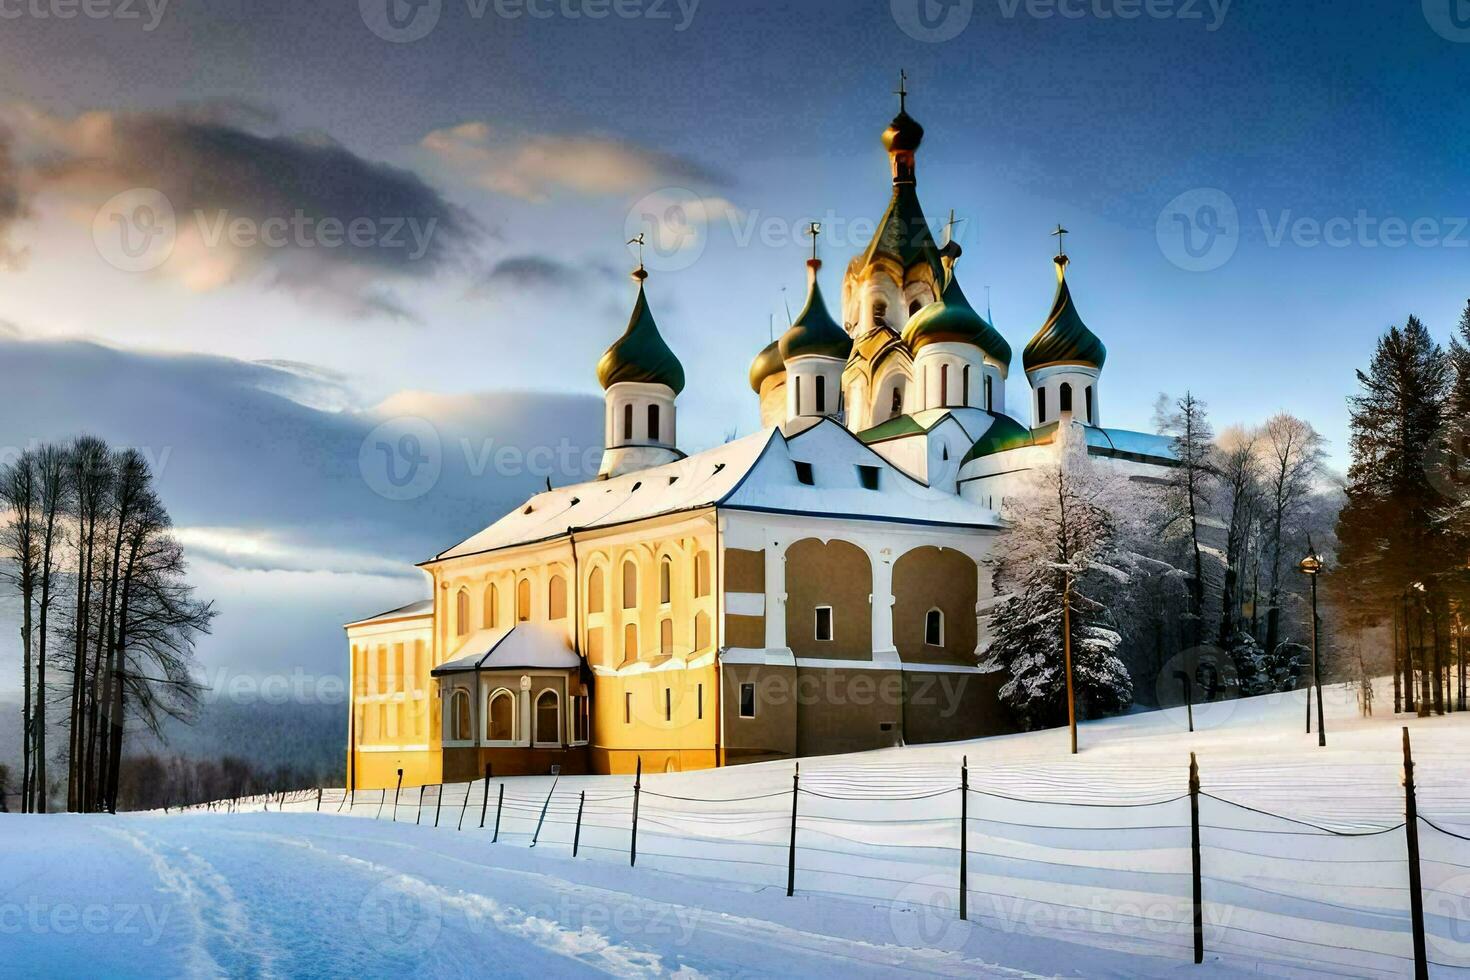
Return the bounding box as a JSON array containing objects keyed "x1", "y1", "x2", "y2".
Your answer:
[
  {"x1": 6, "y1": 106, "x2": 486, "y2": 317},
  {"x1": 0, "y1": 333, "x2": 604, "y2": 683},
  {"x1": 475, "y1": 254, "x2": 620, "y2": 296}
]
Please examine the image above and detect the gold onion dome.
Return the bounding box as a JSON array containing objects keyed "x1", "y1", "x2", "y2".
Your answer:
[
  {"x1": 748, "y1": 338, "x2": 784, "y2": 393},
  {"x1": 902, "y1": 270, "x2": 1012, "y2": 366},
  {"x1": 1022, "y1": 254, "x2": 1106, "y2": 373},
  {"x1": 777, "y1": 259, "x2": 853, "y2": 362},
  {"x1": 881, "y1": 109, "x2": 924, "y2": 154},
  {"x1": 596, "y1": 268, "x2": 686, "y2": 393}
]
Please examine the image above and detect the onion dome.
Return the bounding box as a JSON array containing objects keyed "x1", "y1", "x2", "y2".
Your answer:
[
  {"x1": 902, "y1": 271, "x2": 1012, "y2": 365},
  {"x1": 882, "y1": 110, "x2": 924, "y2": 154},
  {"x1": 748, "y1": 338, "x2": 784, "y2": 393},
  {"x1": 777, "y1": 259, "x2": 853, "y2": 362},
  {"x1": 1022, "y1": 255, "x2": 1106, "y2": 374},
  {"x1": 595, "y1": 267, "x2": 686, "y2": 393}
]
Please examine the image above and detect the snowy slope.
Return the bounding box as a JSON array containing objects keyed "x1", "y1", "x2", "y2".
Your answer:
[{"x1": 5, "y1": 680, "x2": 1469, "y2": 978}]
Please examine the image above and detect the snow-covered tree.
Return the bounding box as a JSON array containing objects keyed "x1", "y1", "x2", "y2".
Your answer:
[
  {"x1": 981, "y1": 439, "x2": 1134, "y2": 729},
  {"x1": 1156, "y1": 392, "x2": 1216, "y2": 648}
]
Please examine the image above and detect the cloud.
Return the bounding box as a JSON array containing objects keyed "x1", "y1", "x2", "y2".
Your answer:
[
  {"x1": 473, "y1": 254, "x2": 621, "y2": 298},
  {"x1": 0, "y1": 332, "x2": 604, "y2": 689},
  {"x1": 1, "y1": 104, "x2": 484, "y2": 319},
  {"x1": 421, "y1": 121, "x2": 729, "y2": 203}
]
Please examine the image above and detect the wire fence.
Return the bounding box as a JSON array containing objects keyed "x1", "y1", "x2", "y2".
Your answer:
[{"x1": 173, "y1": 730, "x2": 1469, "y2": 977}]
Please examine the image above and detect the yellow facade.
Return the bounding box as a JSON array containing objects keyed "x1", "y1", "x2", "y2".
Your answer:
[{"x1": 346, "y1": 510, "x2": 722, "y2": 788}]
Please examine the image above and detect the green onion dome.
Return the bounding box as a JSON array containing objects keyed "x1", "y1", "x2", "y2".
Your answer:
[
  {"x1": 748, "y1": 338, "x2": 785, "y2": 393},
  {"x1": 901, "y1": 272, "x2": 1012, "y2": 366},
  {"x1": 596, "y1": 271, "x2": 686, "y2": 393},
  {"x1": 1022, "y1": 255, "x2": 1106, "y2": 373},
  {"x1": 777, "y1": 260, "x2": 853, "y2": 362}
]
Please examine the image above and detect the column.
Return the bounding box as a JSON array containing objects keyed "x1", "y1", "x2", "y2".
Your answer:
[
  {"x1": 870, "y1": 546, "x2": 899, "y2": 665},
  {"x1": 764, "y1": 539, "x2": 788, "y2": 652}
]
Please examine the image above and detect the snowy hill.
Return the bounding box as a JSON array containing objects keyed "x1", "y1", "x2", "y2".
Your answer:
[{"x1": 3, "y1": 679, "x2": 1468, "y2": 977}]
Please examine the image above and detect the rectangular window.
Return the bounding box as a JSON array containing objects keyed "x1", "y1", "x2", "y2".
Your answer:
[
  {"x1": 1037, "y1": 388, "x2": 1047, "y2": 424},
  {"x1": 573, "y1": 695, "x2": 589, "y2": 743},
  {"x1": 664, "y1": 688, "x2": 672, "y2": 721},
  {"x1": 624, "y1": 691, "x2": 632, "y2": 724},
  {"x1": 794, "y1": 376, "x2": 802, "y2": 415},
  {"x1": 739, "y1": 682, "x2": 756, "y2": 719},
  {"x1": 697, "y1": 684, "x2": 703, "y2": 720},
  {"x1": 815, "y1": 605, "x2": 833, "y2": 641},
  {"x1": 1085, "y1": 386, "x2": 1094, "y2": 424},
  {"x1": 793, "y1": 461, "x2": 814, "y2": 485},
  {"x1": 648, "y1": 403, "x2": 660, "y2": 441},
  {"x1": 815, "y1": 375, "x2": 826, "y2": 414},
  {"x1": 857, "y1": 465, "x2": 880, "y2": 490},
  {"x1": 623, "y1": 403, "x2": 633, "y2": 440}
]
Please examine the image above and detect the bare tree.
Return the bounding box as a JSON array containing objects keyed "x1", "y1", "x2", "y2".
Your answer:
[
  {"x1": 0, "y1": 452, "x2": 40, "y2": 811},
  {"x1": 1215, "y1": 427, "x2": 1262, "y2": 645},
  {"x1": 31, "y1": 446, "x2": 69, "y2": 813},
  {"x1": 1257, "y1": 413, "x2": 1327, "y2": 657},
  {"x1": 1158, "y1": 392, "x2": 1216, "y2": 648}
]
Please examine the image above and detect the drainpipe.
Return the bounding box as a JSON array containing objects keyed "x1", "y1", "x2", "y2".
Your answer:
[{"x1": 714, "y1": 511, "x2": 723, "y2": 768}]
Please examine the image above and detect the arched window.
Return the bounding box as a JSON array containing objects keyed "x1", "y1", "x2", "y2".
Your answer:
[
  {"x1": 455, "y1": 589, "x2": 470, "y2": 637},
  {"x1": 890, "y1": 386, "x2": 903, "y2": 417},
  {"x1": 872, "y1": 299, "x2": 888, "y2": 326},
  {"x1": 1037, "y1": 387, "x2": 1047, "y2": 423},
  {"x1": 547, "y1": 573, "x2": 567, "y2": 620},
  {"x1": 660, "y1": 618, "x2": 674, "y2": 655},
  {"x1": 482, "y1": 583, "x2": 498, "y2": 629},
  {"x1": 815, "y1": 375, "x2": 826, "y2": 414},
  {"x1": 588, "y1": 566, "x2": 605, "y2": 614},
  {"x1": 659, "y1": 556, "x2": 672, "y2": 604},
  {"x1": 925, "y1": 608, "x2": 944, "y2": 647},
  {"x1": 450, "y1": 689, "x2": 471, "y2": 741},
  {"x1": 1085, "y1": 385, "x2": 1094, "y2": 424},
  {"x1": 695, "y1": 610, "x2": 711, "y2": 651},
  {"x1": 962, "y1": 365, "x2": 971, "y2": 407},
  {"x1": 622, "y1": 560, "x2": 637, "y2": 609},
  {"x1": 622, "y1": 402, "x2": 633, "y2": 441},
  {"x1": 908, "y1": 298, "x2": 923, "y2": 316},
  {"x1": 487, "y1": 689, "x2": 515, "y2": 741},
  {"x1": 1060, "y1": 382, "x2": 1073, "y2": 414},
  {"x1": 516, "y1": 578, "x2": 531, "y2": 622},
  {"x1": 940, "y1": 364, "x2": 949, "y2": 406},
  {"x1": 693, "y1": 551, "x2": 710, "y2": 597},
  {"x1": 534, "y1": 690, "x2": 560, "y2": 746},
  {"x1": 623, "y1": 622, "x2": 638, "y2": 662},
  {"x1": 647, "y1": 403, "x2": 660, "y2": 441},
  {"x1": 984, "y1": 375, "x2": 994, "y2": 412},
  {"x1": 794, "y1": 376, "x2": 803, "y2": 415}
]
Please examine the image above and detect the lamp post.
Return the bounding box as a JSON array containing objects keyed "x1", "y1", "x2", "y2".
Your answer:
[{"x1": 1298, "y1": 549, "x2": 1326, "y2": 747}]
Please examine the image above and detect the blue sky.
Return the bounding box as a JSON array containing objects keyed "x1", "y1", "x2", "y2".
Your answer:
[{"x1": 0, "y1": 0, "x2": 1464, "y2": 688}]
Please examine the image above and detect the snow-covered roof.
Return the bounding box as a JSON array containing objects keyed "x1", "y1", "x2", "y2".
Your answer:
[
  {"x1": 430, "y1": 623, "x2": 580, "y2": 675},
  {"x1": 433, "y1": 419, "x2": 1000, "y2": 562},
  {"x1": 344, "y1": 598, "x2": 433, "y2": 629}
]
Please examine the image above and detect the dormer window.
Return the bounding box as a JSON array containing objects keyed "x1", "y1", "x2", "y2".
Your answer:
[
  {"x1": 857, "y1": 465, "x2": 880, "y2": 490},
  {"x1": 793, "y1": 461, "x2": 815, "y2": 485}
]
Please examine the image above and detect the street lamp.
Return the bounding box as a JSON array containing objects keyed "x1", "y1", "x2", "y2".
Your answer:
[{"x1": 1298, "y1": 547, "x2": 1326, "y2": 747}]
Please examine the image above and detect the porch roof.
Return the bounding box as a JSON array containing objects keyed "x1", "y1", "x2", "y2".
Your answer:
[{"x1": 430, "y1": 622, "x2": 581, "y2": 675}]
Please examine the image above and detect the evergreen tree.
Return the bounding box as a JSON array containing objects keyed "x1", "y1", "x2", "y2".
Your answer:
[{"x1": 982, "y1": 441, "x2": 1134, "y2": 729}]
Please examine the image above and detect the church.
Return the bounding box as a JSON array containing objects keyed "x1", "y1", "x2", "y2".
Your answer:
[{"x1": 344, "y1": 86, "x2": 1178, "y2": 789}]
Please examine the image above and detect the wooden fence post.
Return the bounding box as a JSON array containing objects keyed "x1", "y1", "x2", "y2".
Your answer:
[
  {"x1": 376, "y1": 787, "x2": 387, "y2": 820},
  {"x1": 1189, "y1": 752, "x2": 1203, "y2": 965},
  {"x1": 787, "y1": 763, "x2": 799, "y2": 897},
  {"x1": 479, "y1": 763, "x2": 492, "y2": 828},
  {"x1": 458, "y1": 780, "x2": 471, "y2": 831},
  {"x1": 630, "y1": 756, "x2": 642, "y2": 867},
  {"x1": 433, "y1": 784, "x2": 443, "y2": 828},
  {"x1": 492, "y1": 785, "x2": 504, "y2": 843},
  {"x1": 391, "y1": 769, "x2": 403, "y2": 822},
  {"x1": 416, "y1": 784, "x2": 425, "y2": 825},
  {"x1": 960, "y1": 756, "x2": 968, "y2": 922},
  {"x1": 316, "y1": 786, "x2": 323, "y2": 812},
  {"x1": 573, "y1": 791, "x2": 586, "y2": 857},
  {"x1": 1403, "y1": 727, "x2": 1429, "y2": 979}
]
